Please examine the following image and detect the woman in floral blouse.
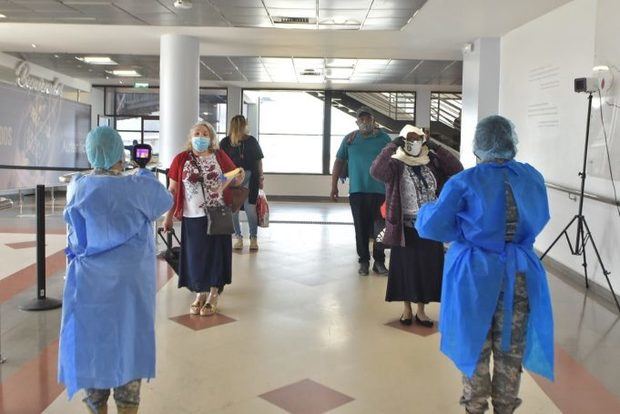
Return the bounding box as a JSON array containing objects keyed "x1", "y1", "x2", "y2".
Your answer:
[{"x1": 163, "y1": 121, "x2": 243, "y2": 316}]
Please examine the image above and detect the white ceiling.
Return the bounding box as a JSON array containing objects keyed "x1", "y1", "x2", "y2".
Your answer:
[
  {"x1": 0, "y1": 0, "x2": 426, "y2": 30},
  {"x1": 8, "y1": 52, "x2": 462, "y2": 86},
  {"x1": 0, "y1": 0, "x2": 573, "y2": 87}
]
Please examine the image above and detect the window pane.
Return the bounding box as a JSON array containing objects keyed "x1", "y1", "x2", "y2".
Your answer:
[
  {"x1": 243, "y1": 90, "x2": 323, "y2": 173},
  {"x1": 143, "y1": 118, "x2": 159, "y2": 131},
  {"x1": 330, "y1": 104, "x2": 358, "y2": 172},
  {"x1": 115, "y1": 89, "x2": 159, "y2": 116},
  {"x1": 200, "y1": 89, "x2": 227, "y2": 134},
  {"x1": 260, "y1": 134, "x2": 323, "y2": 173},
  {"x1": 116, "y1": 117, "x2": 141, "y2": 131}
]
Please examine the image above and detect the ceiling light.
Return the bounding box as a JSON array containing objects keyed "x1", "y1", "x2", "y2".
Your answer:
[
  {"x1": 107, "y1": 69, "x2": 141, "y2": 77},
  {"x1": 325, "y1": 59, "x2": 357, "y2": 69},
  {"x1": 54, "y1": 54, "x2": 60, "y2": 58},
  {"x1": 326, "y1": 68, "x2": 354, "y2": 78},
  {"x1": 0, "y1": 13, "x2": 7, "y2": 19},
  {"x1": 173, "y1": 0, "x2": 192, "y2": 10},
  {"x1": 31, "y1": 44, "x2": 37, "y2": 48},
  {"x1": 76, "y1": 56, "x2": 118, "y2": 65}
]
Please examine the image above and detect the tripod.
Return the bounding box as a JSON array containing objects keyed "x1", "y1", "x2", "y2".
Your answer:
[{"x1": 540, "y1": 92, "x2": 620, "y2": 313}]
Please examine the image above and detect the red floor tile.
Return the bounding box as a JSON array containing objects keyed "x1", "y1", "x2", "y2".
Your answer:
[
  {"x1": 169, "y1": 313, "x2": 237, "y2": 331},
  {"x1": 531, "y1": 345, "x2": 620, "y2": 414},
  {"x1": 385, "y1": 319, "x2": 438, "y2": 337},
  {"x1": 259, "y1": 379, "x2": 354, "y2": 414},
  {"x1": 0, "y1": 249, "x2": 66, "y2": 304},
  {"x1": 5, "y1": 241, "x2": 38, "y2": 249},
  {"x1": 0, "y1": 341, "x2": 63, "y2": 414}
]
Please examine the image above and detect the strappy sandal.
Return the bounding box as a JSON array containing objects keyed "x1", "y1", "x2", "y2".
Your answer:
[
  {"x1": 190, "y1": 293, "x2": 207, "y2": 315},
  {"x1": 200, "y1": 293, "x2": 219, "y2": 317}
]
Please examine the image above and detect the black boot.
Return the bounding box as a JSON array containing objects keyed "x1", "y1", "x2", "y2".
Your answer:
[
  {"x1": 358, "y1": 262, "x2": 370, "y2": 276},
  {"x1": 372, "y1": 262, "x2": 388, "y2": 275}
]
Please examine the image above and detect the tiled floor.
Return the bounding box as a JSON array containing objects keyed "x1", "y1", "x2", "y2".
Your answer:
[{"x1": 0, "y1": 198, "x2": 619, "y2": 413}]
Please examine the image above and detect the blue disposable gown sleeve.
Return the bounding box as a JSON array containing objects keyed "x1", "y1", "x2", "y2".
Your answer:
[
  {"x1": 415, "y1": 175, "x2": 466, "y2": 242},
  {"x1": 133, "y1": 169, "x2": 174, "y2": 221}
]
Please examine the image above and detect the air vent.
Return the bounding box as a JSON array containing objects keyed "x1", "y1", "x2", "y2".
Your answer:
[
  {"x1": 273, "y1": 16, "x2": 317, "y2": 25},
  {"x1": 301, "y1": 69, "x2": 322, "y2": 76}
]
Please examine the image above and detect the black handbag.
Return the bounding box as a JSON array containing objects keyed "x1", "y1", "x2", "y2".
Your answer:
[
  {"x1": 206, "y1": 205, "x2": 235, "y2": 235},
  {"x1": 192, "y1": 151, "x2": 235, "y2": 235}
]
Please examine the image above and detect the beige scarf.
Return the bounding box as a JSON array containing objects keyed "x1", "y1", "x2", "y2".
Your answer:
[{"x1": 391, "y1": 145, "x2": 430, "y2": 166}]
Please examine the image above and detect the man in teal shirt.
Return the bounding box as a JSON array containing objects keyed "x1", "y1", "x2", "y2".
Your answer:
[{"x1": 331, "y1": 107, "x2": 391, "y2": 275}]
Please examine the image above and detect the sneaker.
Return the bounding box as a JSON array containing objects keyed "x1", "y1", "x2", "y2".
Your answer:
[
  {"x1": 249, "y1": 237, "x2": 259, "y2": 251},
  {"x1": 372, "y1": 262, "x2": 388, "y2": 275},
  {"x1": 358, "y1": 262, "x2": 370, "y2": 276},
  {"x1": 233, "y1": 237, "x2": 243, "y2": 250}
]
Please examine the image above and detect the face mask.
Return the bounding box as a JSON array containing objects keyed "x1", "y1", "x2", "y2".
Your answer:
[
  {"x1": 192, "y1": 136, "x2": 211, "y2": 152},
  {"x1": 357, "y1": 121, "x2": 373, "y2": 134},
  {"x1": 404, "y1": 140, "x2": 423, "y2": 156}
]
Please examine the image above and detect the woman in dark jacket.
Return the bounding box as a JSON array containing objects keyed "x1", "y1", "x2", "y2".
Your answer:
[
  {"x1": 370, "y1": 125, "x2": 463, "y2": 327},
  {"x1": 220, "y1": 115, "x2": 265, "y2": 251}
]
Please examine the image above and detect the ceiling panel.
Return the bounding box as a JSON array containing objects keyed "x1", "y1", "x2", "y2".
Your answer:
[
  {"x1": 0, "y1": 1, "x2": 29, "y2": 11},
  {"x1": 0, "y1": 0, "x2": 421, "y2": 29},
  {"x1": 269, "y1": 8, "x2": 316, "y2": 18},
  {"x1": 363, "y1": 17, "x2": 409, "y2": 29},
  {"x1": 6, "y1": 52, "x2": 461, "y2": 85},
  {"x1": 319, "y1": 0, "x2": 373, "y2": 9}
]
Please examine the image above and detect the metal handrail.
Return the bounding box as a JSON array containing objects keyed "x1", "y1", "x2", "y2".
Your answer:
[{"x1": 546, "y1": 181, "x2": 620, "y2": 207}]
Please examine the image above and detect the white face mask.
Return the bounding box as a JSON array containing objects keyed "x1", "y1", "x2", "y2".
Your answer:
[{"x1": 404, "y1": 140, "x2": 423, "y2": 156}]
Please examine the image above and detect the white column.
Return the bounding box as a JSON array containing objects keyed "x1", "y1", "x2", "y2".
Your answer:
[
  {"x1": 159, "y1": 34, "x2": 199, "y2": 167},
  {"x1": 460, "y1": 37, "x2": 501, "y2": 168},
  {"x1": 226, "y1": 86, "x2": 242, "y2": 135},
  {"x1": 415, "y1": 87, "x2": 431, "y2": 128}
]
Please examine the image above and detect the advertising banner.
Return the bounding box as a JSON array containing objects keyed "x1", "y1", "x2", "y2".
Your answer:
[{"x1": 0, "y1": 81, "x2": 91, "y2": 190}]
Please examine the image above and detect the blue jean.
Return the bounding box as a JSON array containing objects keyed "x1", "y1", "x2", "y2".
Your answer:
[
  {"x1": 233, "y1": 198, "x2": 258, "y2": 238},
  {"x1": 232, "y1": 169, "x2": 258, "y2": 238}
]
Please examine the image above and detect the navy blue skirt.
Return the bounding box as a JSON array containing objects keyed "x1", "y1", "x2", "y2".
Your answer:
[
  {"x1": 178, "y1": 216, "x2": 232, "y2": 292},
  {"x1": 385, "y1": 226, "x2": 443, "y2": 304}
]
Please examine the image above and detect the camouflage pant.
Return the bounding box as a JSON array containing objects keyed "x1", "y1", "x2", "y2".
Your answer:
[
  {"x1": 461, "y1": 274, "x2": 529, "y2": 414},
  {"x1": 84, "y1": 379, "x2": 141, "y2": 413}
]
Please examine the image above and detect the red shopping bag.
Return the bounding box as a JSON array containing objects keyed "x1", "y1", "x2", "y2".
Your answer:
[
  {"x1": 380, "y1": 201, "x2": 387, "y2": 219},
  {"x1": 256, "y1": 190, "x2": 270, "y2": 228}
]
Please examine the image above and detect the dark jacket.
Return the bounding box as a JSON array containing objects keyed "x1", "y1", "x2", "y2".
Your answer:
[
  {"x1": 220, "y1": 135, "x2": 264, "y2": 204},
  {"x1": 370, "y1": 140, "x2": 463, "y2": 247}
]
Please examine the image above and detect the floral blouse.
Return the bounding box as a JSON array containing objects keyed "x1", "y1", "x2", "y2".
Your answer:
[{"x1": 181, "y1": 153, "x2": 224, "y2": 217}]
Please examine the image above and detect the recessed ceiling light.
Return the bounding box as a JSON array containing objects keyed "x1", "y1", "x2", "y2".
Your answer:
[
  {"x1": 76, "y1": 56, "x2": 118, "y2": 65},
  {"x1": 53, "y1": 54, "x2": 60, "y2": 59},
  {"x1": 0, "y1": 13, "x2": 7, "y2": 19},
  {"x1": 31, "y1": 44, "x2": 37, "y2": 48},
  {"x1": 106, "y1": 69, "x2": 141, "y2": 77}
]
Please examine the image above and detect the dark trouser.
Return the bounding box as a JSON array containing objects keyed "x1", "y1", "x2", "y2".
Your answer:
[{"x1": 349, "y1": 193, "x2": 386, "y2": 264}]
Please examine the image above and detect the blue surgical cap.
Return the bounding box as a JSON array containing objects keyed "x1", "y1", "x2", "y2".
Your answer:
[
  {"x1": 85, "y1": 126, "x2": 125, "y2": 169},
  {"x1": 474, "y1": 115, "x2": 518, "y2": 162}
]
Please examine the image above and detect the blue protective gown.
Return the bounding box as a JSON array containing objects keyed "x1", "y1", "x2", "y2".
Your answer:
[
  {"x1": 58, "y1": 169, "x2": 173, "y2": 398},
  {"x1": 415, "y1": 160, "x2": 554, "y2": 381}
]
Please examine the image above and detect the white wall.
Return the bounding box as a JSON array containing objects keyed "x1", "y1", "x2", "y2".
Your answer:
[
  {"x1": 264, "y1": 174, "x2": 349, "y2": 198},
  {"x1": 500, "y1": 0, "x2": 620, "y2": 295}
]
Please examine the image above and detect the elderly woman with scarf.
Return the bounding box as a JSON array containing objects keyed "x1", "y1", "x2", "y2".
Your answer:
[
  {"x1": 416, "y1": 115, "x2": 554, "y2": 413},
  {"x1": 370, "y1": 125, "x2": 463, "y2": 327}
]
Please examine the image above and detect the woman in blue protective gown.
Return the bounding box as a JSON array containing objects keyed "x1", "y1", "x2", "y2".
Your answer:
[
  {"x1": 416, "y1": 115, "x2": 554, "y2": 414},
  {"x1": 58, "y1": 126, "x2": 172, "y2": 414}
]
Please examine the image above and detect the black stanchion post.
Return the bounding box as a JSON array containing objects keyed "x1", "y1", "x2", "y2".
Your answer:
[{"x1": 20, "y1": 185, "x2": 62, "y2": 311}]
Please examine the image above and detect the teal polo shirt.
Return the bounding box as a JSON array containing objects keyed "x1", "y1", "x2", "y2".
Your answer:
[{"x1": 336, "y1": 130, "x2": 391, "y2": 194}]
